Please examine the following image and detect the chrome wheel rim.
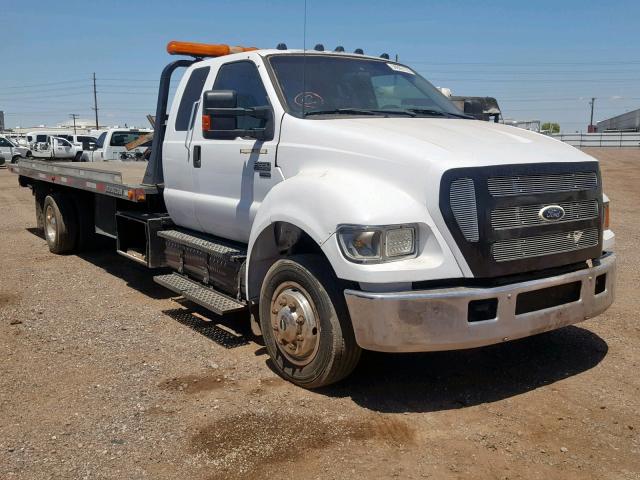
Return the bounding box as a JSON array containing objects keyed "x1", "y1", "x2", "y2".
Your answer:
[
  {"x1": 45, "y1": 204, "x2": 57, "y2": 243},
  {"x1": 270, "y1": 281, "x2": 320, "y2": 366}
]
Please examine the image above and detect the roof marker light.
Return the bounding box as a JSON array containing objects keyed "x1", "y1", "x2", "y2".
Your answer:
[
  {"x1": 314, "y1": 44, "x2": 325, "y2": 51},
  {"x1": 166, "y1": 41, "x2": 257, "y2": 57},
  {"x1": 380, "y1": 53, "x2": 390, "y2": 59},
  {"x1": 334, "y1": 46, "x2": 345, "y2": 52},
  {"x1": 354, "y1": 48, "x2": 364, "y2": 54},
  {"x1": 276, "y1": 43, "x2": 288, "y2": 50}
]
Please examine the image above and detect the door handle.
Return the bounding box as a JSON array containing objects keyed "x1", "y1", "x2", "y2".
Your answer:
[{"x1": 193, "y1": 145, "x2": 201, "y2": 168}]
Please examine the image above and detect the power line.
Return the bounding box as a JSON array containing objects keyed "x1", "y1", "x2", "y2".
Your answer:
[{"x1": 0, "y1": 79, "x2": 88, "y2": 89}]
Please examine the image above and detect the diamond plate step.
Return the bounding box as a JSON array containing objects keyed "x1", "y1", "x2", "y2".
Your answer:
[
  {"x1": 154, "y1": 273, "x2": 246, "y2": 315},
  {"x1": 158, "y1": 229, "x2": 246, "y2": 261}
]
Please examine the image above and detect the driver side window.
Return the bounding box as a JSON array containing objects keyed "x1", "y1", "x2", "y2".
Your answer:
[{"x1": 212, "y1": 61, "x2": 270, "y2": 131}]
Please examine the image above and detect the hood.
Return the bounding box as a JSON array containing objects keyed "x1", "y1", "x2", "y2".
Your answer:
[{"x1": 281, "y1": 117, "x2": 590, "y2": 170}]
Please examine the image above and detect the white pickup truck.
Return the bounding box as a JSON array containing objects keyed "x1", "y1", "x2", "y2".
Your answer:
[
  {"x1": 10, "y1": 41, "x2": 616, "y2": 388},
  {"x1": 79, "y1": 128, "x2": 152, "y2": 162},
  {"x1": 31, "y1": 136, "x2": 81, "y2": 160},
  {"x1": 0, "y1": 135, "x2": 30, "y2": 164}
]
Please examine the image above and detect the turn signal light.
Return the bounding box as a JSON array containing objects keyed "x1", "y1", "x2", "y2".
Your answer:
[
  {"x1": 202, "y1": 114, "x2": 211, "y2": 131},
  {"x1": 167, "y1": 41, "x2": 257, "y2": 57}
]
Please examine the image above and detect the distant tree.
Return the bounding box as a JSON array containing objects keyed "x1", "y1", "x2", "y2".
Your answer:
[{"x1": 541, "y1": 122, "x2": 560, "y2": 134}]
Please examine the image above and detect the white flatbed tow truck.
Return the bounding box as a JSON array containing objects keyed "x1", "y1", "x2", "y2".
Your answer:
[{"x1": 9, "y1": 40, "x2": 616, "y2": 388}]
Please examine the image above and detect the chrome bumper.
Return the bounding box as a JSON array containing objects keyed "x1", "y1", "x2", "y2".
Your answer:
[{"x1": 344, "y1": 253, "x2": 616, "y2": 352}]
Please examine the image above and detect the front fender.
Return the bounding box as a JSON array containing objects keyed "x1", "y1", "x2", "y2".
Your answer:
[{"x1": 246, "y1": 170, "x2": 464, "y2": 296}]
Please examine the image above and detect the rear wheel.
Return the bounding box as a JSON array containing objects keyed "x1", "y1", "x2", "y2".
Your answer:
[
  {"x1": 43, "y1": 193, "x2": 78, "y2": 254},
  {"x1": 11, "y1": 155, "x2": 20, "y2": 164},
  {"x1": 259, "y1": 254, "x2": 361, "y2": 388}
]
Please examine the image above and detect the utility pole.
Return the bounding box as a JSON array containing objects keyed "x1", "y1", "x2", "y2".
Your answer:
[
  {"x1": 91, "y1": 73, "x2": 99, "y2": 130},
  {"x1": 589, "y1": 97, "x2": 596, "y2": 132},
  {"x1": 69, "y1": 113, "x2": 79, "y2": 134}
]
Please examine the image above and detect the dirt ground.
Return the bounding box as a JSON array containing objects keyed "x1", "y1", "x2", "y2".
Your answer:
[{"x1": 0, "y1": 148, "x2": 638, "y2": 480}]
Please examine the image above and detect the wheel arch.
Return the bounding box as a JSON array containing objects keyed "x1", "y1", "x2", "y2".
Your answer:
[{"x1": 246, "y1": 219, "x2": 334, "y2": 302}]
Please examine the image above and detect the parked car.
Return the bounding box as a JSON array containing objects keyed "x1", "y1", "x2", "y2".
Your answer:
[
  {"x1": 25, "y1": 130, "x2": 73, "y2": 149},
  {"x1": 0, "y1": 135, "x2": 29, "y2": 164},
  {"x1": 31, "y1": 136, "x2": 81, "y2": 160},
  {"x1": 80, "y1": 128, "x2": 152, "y2": 161}
]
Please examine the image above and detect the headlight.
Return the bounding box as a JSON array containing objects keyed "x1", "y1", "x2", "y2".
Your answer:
[{"x1": 337, "y1": 225, "x2": 417, "y2": 263}]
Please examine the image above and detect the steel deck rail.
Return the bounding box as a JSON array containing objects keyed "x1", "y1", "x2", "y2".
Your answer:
[{"x1": 9, "y1": 159, "x2": 157, "y2": 203}]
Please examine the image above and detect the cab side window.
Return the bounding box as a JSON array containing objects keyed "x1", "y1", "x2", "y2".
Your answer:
[
  {"x1": 0, "y1": 138, "x2": 12, "y2": 147},
  {"x1": 212, "y1": 61, "x2": 270, "y2": 130},
  {"x1": 175, "y1": 66, "x2": 210, "y2": 131},
  {"x1": 96, "y1": 132, "x2": 107, "y2": 148}
]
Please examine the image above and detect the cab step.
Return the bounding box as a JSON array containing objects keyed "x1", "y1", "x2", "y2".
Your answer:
[
  {"x1": 157, "y1": 229, "x2": 246, "y2": 262},
  {"x1": 154, "y1": 273, "x2": 246, "y2": 315}
]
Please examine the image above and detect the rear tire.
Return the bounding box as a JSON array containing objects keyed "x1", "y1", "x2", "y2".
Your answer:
[
  {"x1": 11, "y1": 155, "x2": 20, "y2": 164},
  {"x1": 43, "y1": 193, "x2": 78, "y2": 254},
  {"x1": 259, "y1": 254, "x2": 361, "y2": 388}
]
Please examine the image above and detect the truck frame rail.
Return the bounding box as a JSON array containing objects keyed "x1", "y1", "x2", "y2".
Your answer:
[{"x1": 9, "y1": 159, "x2": 157, "y2": 203}]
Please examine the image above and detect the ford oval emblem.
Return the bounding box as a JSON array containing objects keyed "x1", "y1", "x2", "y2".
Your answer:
[{"x1": 539, "y1": 205, "x2": 566, "y2": 221}]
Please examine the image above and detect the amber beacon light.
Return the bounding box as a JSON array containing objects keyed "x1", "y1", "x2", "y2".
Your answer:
[{"x1": 166, "y1": 41, "x2": 258, "y2": 57}]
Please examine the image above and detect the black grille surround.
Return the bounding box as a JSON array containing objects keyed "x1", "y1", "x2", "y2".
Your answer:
[{"x1": 439, "y1": 162, "x2": 603, "y2": 278}]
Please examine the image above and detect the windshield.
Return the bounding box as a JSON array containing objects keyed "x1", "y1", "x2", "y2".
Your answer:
[
  {"x1": 109, "y1": 131, "x2": 148, "y2": 147},
  {"x1": 268, "y1": 55, "x2": 464, "y2": 118}
]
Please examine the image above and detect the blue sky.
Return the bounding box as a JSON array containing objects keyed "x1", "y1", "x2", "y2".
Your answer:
[{"x1": 2, "y1": 0, "x2": 639, "y2": 132}]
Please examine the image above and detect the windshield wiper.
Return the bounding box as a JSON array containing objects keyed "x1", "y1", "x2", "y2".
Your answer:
[
  {"x1": 304, "y1": 108, "x2": 415, "y2": 117},
  {"x1": 304, "y1": 108, "x2": 379, "y2": 117},
  {"x1": 407, "y1": 108, "x2": 475, "y2": 119}
]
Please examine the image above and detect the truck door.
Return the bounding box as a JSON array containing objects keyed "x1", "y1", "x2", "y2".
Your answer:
[
  {"x1": 163, "y1": 66, "x2": 212, "y2": 232},
  {"x1": 53, "y1": 138, "x2": 74, "y2": 158},
  {"x1": 191, "y1": 60, "x2": 284, "y2": 243}
]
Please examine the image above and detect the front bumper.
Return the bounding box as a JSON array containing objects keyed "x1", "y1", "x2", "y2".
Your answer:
[{"x1": 344, "y1": 253, "x2": 616, "y2": 352}]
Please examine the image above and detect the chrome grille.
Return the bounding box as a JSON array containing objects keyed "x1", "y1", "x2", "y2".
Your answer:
[
  {"x1": 488, "y1": 171, "x2": 598, "y2": 197},
  {"x1": 450, "y1": 178, "x2": 479, "y2": 242},
  {"x1": 491, "y1": 200, "x2": 599, "y2": 230},
  {"x1": 492, "y1": 228, "x2": 599, "y2": 263}
]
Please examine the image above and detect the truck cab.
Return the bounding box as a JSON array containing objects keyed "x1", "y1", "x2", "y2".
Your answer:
[{"x1": 161, "y1": 45, "x2": 615, "y2": 384}]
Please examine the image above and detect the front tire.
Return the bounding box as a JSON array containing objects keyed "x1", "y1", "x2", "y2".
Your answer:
[
  {"x1": 43, "y1": 193, "x2": 78, "y2": 254},
  {"x1": 11, "y1": 155, "x2": 20, "y2": 164},
  {"x1": 259, "y1": 254, "x2": 361, "y2": 388}
]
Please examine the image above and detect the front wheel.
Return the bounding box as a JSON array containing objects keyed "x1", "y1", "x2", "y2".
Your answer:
[{"x1": 259, "y1": 254, "x2": 361, "y2": 388}]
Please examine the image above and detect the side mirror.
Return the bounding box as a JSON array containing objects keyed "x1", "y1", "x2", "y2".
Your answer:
[
  {"x1": 201, "y1": 89, "x2": 273, "y2": 141},
  {"x1": 82, "y1": 141, "x2": 97, "y2": 151}
]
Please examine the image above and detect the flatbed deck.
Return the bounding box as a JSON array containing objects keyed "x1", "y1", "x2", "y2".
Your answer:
[{"x1": 9, "y1": 159, "x2": 157, "y2": 202}]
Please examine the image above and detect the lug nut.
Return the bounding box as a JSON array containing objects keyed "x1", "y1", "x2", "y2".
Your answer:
[
  {"x1": 297, "y1": 334, "x2": 304, "y2": 341},
  {"x1": 289, "y1": 303, "x2": 296, "y2": 310}
]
